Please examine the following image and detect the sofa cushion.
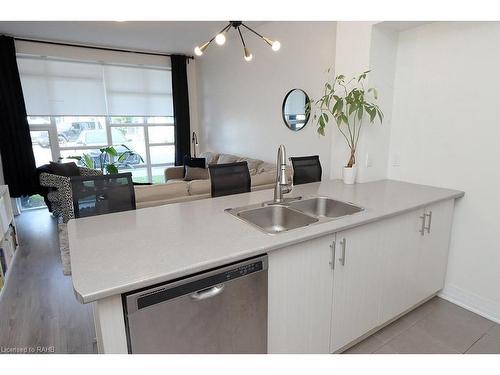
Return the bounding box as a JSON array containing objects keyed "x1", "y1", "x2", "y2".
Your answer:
[
  {"x1": 217, "y1": 153, "x2": 239, "y2": 164},
  {"x1": 49, "y1": 161, "x2": 80, "y2": 177},
  {"x1": 257, "y1": 162, "x2": 276, "y2": 174},
  {"x1": 251, "y1": 170, "x2": 275, "y2": 187},
  {"x1": 134, "y1": 181, "x2": 189, "y2": 203},
  {"x1": 237, "y1": 157, "x2": 263, "y2": 176},
  {"x1": 183, "y1": 155, "x2": 206, "y2": 176},
  {"x1": 188, "y1": 179, "x2": 211, "y2": 195},
  {"x1": 199, "y1": 151, "x2": 218, "y2": 166},
  {"x1": 184, "y1": 166, "x2": 209, "y2": 181}
]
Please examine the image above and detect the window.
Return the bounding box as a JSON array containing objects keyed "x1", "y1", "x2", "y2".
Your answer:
[
  {"x1": 28, "y1": 116, "x2": 174, "y2": 184},
  {"x1": 18, "y1": 55, "x2": 174, "y2": 185}
]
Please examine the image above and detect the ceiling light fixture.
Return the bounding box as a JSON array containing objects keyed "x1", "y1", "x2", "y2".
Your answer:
[{"x1": 193, "y1": 21, "x2": 280, "y2": 62}]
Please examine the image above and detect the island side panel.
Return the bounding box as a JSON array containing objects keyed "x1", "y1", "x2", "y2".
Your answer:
[{"x1": 93, "y1": 295, "x2": 128, "y2": 353}]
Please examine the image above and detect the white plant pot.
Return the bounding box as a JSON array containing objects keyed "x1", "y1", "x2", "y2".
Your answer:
[{"x1": 343, "y1": 166, "x2": 357, "y2": 185}]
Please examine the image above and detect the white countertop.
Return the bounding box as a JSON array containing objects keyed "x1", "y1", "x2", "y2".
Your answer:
[{"x1": 68, "y1": 179, "x2": 464, "y2": 303}]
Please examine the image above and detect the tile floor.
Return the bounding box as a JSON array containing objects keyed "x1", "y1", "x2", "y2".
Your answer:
[{"x1": 344, "y1": 297, "x2": 500, "y2": 354}]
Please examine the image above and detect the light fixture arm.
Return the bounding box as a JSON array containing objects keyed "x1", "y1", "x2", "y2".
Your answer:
[
  {"x1": 240, "y1": 23, "x2": 265, "y2": 40},
  {"x1": 237, "y1": 26, "x2": 247, "y2": 48}
]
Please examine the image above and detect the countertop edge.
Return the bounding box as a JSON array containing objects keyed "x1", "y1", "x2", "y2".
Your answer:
[{"x1": 75, "y1": 190, "x2": 464, "y2": 303}]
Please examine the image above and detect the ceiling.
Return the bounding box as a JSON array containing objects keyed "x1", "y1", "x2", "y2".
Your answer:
[{"x1": 0, "y1": 21, "x2": 267, "y2": 55}]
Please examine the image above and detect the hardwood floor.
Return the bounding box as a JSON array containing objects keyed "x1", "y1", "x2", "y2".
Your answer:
[{"x1": 0, "y1": 209, "x2": 95, "y2": 354}]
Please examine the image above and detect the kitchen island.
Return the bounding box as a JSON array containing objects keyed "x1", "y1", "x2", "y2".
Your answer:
[{"x1": 68, "y1": 179, "x2": 464, "y2": 353}]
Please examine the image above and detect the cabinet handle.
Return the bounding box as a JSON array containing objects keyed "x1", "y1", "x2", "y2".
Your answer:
[
  {"x1": 329, "y1": 240, "x2": 336, "y2": 269},
  {"x1": 419, "y1": 214, "x2": 426, "y2": 236},
  {"x1": 424, "y1": 211, "x2": 433, "y2": 234},
  {"x1": 339, "y1": 238, "x2": 347, "y2": 266}
]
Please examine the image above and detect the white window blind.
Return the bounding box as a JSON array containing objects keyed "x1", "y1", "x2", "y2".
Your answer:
[
  {"x1": 104, "y1": 65, "x2": 173, "y2": 116},
  {"x1": 17, "y1": 56, "x2": 172, "y2": 116}
]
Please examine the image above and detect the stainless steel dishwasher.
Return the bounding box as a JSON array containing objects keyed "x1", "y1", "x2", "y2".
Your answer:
[{"x1": 123, "y1": 255, "x2": 268, "y2": 354}]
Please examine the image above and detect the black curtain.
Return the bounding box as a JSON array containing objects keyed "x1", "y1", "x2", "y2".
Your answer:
[
  {"x1": 171, "y1": 55, "x2": 191, "y2": 166},
  {"x1": 0, "y1": 35, "x2": 36, "y2": 197}
]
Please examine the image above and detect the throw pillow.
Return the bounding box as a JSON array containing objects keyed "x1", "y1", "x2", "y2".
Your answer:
[
  {"x1": 184, "y1": 166, "x2": 209, "y2": 181},
  {"x1": 183, "y1": 156, "x2": 206, "y2": 177},
  {"x1": 198, "y1": 151, "x2": 218, "y2": 166},
  {"x1": 217, "y1": 153, "x2": 239, "y2": 164},
  {"x1": 49, "y1": 161, "x2": 80, "y2": 177},
  {"x1": 237, "y1": 157, "x2": 263, "y2": 175}
]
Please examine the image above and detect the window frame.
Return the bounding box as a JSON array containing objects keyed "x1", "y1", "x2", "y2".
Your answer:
[{"x1": 28, "y1": 116, "x2": 175, "y2": 184}]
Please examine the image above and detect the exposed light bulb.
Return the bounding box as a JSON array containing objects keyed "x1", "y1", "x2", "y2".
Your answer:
[
  {"x1": 215, "y1": 33, "x2": 226, "y2": 45},
  {"x1": 194, "y1": 41, "x2": 210, "y2": 57},
  {"x1": 272, "y1": 40, "x2": 281, "y2": 51},
  {"x1": 244, "y1": 47, "x2": 253, "y2": 62},
  {"x1": 194, "y1": 46, "x2": 203, "y2": 56}
]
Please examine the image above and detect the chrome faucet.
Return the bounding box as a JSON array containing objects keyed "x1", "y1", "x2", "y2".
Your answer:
[{"x1": 274, "y1": 144, "x2": 292, "y2": 203}]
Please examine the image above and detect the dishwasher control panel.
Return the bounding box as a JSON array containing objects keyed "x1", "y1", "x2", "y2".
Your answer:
[{"x1": 224, "y1": 260, "x2": 263, "y2": 280}]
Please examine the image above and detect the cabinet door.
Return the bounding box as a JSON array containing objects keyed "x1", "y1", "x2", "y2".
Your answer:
[
  {"x1": 330, "y1": 222, "x2": 384, "y2": 352},
  {"x1": 378, "y1": 209, "x2": 422, "y2": 323},
  {"x1": 416, "y1": 199, "x2": 455, "y2": 300},
  {"x1": 268, "y1": 235, "x2": 335, "y2": 353}
]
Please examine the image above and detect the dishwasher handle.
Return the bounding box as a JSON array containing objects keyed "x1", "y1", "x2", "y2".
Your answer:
[{"x1": 190, "y1": 284, "x2": 225, "y2": 301}]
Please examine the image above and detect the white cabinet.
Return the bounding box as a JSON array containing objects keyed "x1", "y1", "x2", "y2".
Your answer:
[
  {"x1": 268, "y1": 235, "x2": 335, "y2": 353},
  {"x1": 379, "y1": 210, "x2": 422, "y2": 324},
  {"x1": 331, "y1": 200, "x2": 455, "y2": 352},
  {"x1": 330, "y1": 221, "x2": 385, "y2": 352},
  {"x1": 268, "y1": 198, "x2": 456, "y2": 354},
  {"x1": 415, "y1": 199, "x2": 455, "y2": 301}
]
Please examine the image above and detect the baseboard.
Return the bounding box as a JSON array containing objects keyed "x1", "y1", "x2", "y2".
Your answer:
[{"x1": 439, "y1": 284, "x2": 500, "y2": 324}]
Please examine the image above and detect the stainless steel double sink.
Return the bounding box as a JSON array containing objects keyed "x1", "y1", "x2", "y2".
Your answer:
[{"x1": 225, "y1": 196, "x2": 364, "y2": 234}]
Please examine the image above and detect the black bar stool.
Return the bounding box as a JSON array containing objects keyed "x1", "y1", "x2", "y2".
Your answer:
[
  {"x1": 208, "y1": 162, "x2": 251, "y2": 197},
  {"x1": 290, "y1": 155, "x2": 322, "y2": 185}
]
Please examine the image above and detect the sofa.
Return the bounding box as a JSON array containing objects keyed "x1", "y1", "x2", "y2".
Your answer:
[{"x1": 134, "y1": 152, "x2": 292, "y2": 209}]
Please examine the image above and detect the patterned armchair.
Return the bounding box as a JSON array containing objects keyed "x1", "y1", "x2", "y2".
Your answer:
[
  {"x1": 39, "y1": 167, "x2": 102, "y2": 275},
  {"x1": 39, "y1": 167, "x2": 102, "y2": 223}
]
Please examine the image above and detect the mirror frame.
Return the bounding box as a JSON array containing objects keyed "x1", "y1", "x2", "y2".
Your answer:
[{"x1": 282, "y1": 88, "x2": 311, "y2": 132}]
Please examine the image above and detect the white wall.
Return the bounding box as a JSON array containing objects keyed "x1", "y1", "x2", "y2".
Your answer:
[
  {"x1": 329, "y1": 22, "x2": 398, "y2": 182},
  {"x1": 388, "y1": 22, "x2": 500, "y2": 322},
  {"x1": 329, "y1": 22, "x2": 375, "y2": 179},
  {"x1": 196, "y1": 22, "x2": 336, "y2": 170}
]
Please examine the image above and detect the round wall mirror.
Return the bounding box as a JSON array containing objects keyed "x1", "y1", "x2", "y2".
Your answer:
[{"x1": 282, "y1": 89, "x2": 311, "y2": 131}]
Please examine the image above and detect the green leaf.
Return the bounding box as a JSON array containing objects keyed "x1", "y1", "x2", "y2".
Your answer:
[
  {"x1": 357, "y1": 107, "x2": 363, "y2": 121},
  {"x1": 348, "y1": 103, "x2": 358, "y2": 115},
  {"x1": 106, "y1": 164, "x2": 119, "y2": 174},
  {"x1": 117, "y1": 152, "x2": 128, "y2": 163},
  {"x1": 367, "y1": 107, "x2": 376, "y2": 122},
  {"x1": 336, "y1": 98, "x2": 344, "y2": 114},
  {"x1": 377, "y1": 109, "x2": 384, "y2": 123},
  {"x1": 332, "y1": 99, "x2": 340, "y2": 114},
  {"x1": 368, "y1": 87, "x2": 378, "y2": 99},
  {"x1": 319, "y1": 114, "x2": 325, "y2": 128},
  {"x1": 83, "y1": 154, "x2": 94, "y2": 169},
  {"x1": 107, "y1": 147, "x2": 118, "y2": 157},
  {"x1": 317, "y1": 125, "x2": 325, "y2": 136}
]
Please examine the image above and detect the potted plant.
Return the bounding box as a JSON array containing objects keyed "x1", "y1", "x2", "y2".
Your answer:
[
  {"x1": 311, "y1": 70, "x2": 383, "y2": 184},
  {"x1": 67, "y1": 145, "x2": 143, "y2": 174}
]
